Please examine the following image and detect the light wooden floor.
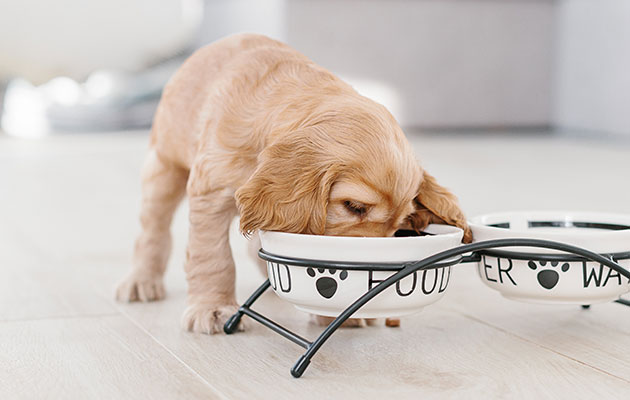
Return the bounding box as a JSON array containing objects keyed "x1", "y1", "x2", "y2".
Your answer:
[{"x1": 1, "y1": 130, "x2": 630, "y2": 399}]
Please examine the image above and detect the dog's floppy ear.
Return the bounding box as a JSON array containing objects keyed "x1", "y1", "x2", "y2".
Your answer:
[
  {"x1": 236, "y1": 129, "x2": 339, "y2": 236},
  {"x1": 409, "y1": 171, "x2": 472, "y2": 243}
]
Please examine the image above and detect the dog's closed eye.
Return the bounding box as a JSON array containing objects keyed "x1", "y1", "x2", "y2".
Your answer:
[{"x1": 343, "y1": 200, "x2": 368, "y2": 217}]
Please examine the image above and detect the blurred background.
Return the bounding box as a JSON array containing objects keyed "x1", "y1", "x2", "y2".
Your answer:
[{"x1": 1, "y1": 0, "x2": 629, "y2": 139}]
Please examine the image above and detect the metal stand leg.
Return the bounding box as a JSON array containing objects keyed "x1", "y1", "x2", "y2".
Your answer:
[
  {"x1": 615, "y1": 298, "x2": 630, "y2": 307},
  {"x1": 224, "y1": 280, "x2": 271, "y2": 334},
  {"x1": 224, "y1": 279, "x2": 314, "y2": 348}
]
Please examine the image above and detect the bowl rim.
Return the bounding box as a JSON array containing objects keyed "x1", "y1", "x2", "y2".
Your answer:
[
  {"x1": 261, "y1": 223, "x2": 463, "y2": 242},
  {"x1": 259, "y1": 224, "x2": 464, "y2": 263},
  {"x1": 469, "y1": 210, "x2": 630, "y2": 238}
]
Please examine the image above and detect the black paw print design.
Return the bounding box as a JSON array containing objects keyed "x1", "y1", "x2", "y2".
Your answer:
[
  {"x1": 528, "y1": 260, "x2": 570, "y2": 290},
  {"x1": 306, "y1": 267, "x2": 348, "y2": 299}
]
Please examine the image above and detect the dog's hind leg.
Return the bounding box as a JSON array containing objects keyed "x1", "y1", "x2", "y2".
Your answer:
[{"x1": 116, "y1": 148, "x2": 188, "y2": 302}]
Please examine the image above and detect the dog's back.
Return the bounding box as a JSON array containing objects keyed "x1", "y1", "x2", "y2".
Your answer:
[{"x1": 150, "y1": 34, "x2": 311, "y2": 169}]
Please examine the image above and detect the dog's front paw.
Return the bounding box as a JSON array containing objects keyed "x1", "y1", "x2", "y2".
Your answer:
[
  {"x1": 182, "y1": 302, "x2": 244, "y2": 334},
  {"x1": 115, "y1": 273, "x2": 165, "y2": 302}
]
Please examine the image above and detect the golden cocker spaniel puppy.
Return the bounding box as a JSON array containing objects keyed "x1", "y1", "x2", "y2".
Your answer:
[{"x1": 116, "y1": 34, "x2": 471, "y2": 334}]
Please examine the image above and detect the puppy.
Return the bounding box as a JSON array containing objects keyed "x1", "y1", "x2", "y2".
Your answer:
[{"x1": 116, "y1": 34, "x2": 471, "y2": 334}]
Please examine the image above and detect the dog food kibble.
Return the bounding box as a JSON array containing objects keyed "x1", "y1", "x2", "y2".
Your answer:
[{"x1": 385, "y1": 318, "x2": 400, "y2": 327}]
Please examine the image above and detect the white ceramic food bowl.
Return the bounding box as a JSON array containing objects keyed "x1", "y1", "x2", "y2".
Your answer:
[
  {"x1": 259, "y1": 224, "x2": 464, "y2": 318},
  {"x1": 470, "y1": 211, "x2": 630, "y2": 304}
]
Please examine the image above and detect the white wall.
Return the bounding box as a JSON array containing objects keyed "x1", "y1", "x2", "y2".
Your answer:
[
  {"x1": 553, "y1": 0, "x2": 630, "y2": 137},
  {"x1": 286, "y1": 0, "x2": 555, "y2": 128}
]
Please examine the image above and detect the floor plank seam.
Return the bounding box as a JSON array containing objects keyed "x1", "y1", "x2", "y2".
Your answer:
[
  {"x1": 456, "y1": 311, "x2": 630, "y2": 385},
  {"x1": 111, "y1": 303, "x2": 230, "y2": 400},
  {"x1": 0, "y1": 312, "x2": 121, "y2": 324}
]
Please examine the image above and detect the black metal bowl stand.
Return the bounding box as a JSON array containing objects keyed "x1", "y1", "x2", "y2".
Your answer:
[{"x1": 224, "y1": 238, "x2": 630, "y2": 378}]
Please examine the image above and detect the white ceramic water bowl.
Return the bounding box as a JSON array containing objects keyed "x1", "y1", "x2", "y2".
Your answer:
[
  {"x1": 470, "y1": 211, "x2": 630, "y2": 304},
  {"x1": 259, "y1": 224, "x2": 464, "y2": 318}
]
